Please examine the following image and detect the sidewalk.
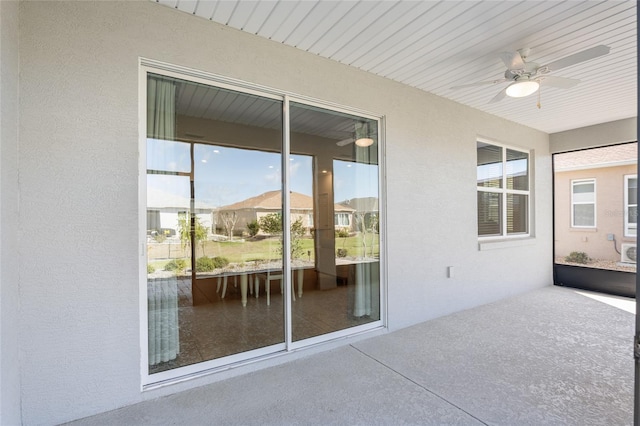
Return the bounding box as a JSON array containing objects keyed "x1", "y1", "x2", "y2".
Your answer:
[{"x1": 67, "y1": 286, "x2": 634, "y2": 425}]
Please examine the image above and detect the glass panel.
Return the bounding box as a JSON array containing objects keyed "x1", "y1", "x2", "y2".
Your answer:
[
  {"x1": 628, "y1": 206, "x2": 637, "y2": 225},
  {"x1": 573, "y1": 204, "x2": 594, "y2": 227},
  {"x1": 147, "y1": 139, "x2": 191, "y2": 173},
  {"x1": 477, "y1": 192, "x2": 501, "y2": 236},
  {"x1": 628, "y1": 178, "x2": 637, "y2": 205},
  {"x1": 477, "y1": 142, "x2": 502, "y2": 188},
  {"x1": 146, "y1": 74, "x2": 284, "y2": 374},
  {"x1": 573, "y1": 192, "x2": 594, "y2": 203},
  {"x1": 573, "y1": 182, "x2": 595, "y2": 203},
  {"x1": 507, "y1": 193, "x2": 528, "y2": 234},
  {"x1": 573, "y1": 183, "x2": 594, "y2": 193},
  {"x1": 289, "y1": 102, "x2": 380, "y2": 342},
  {"x1": 506, "y1": 149, "x2": 528, "y2": 190}
]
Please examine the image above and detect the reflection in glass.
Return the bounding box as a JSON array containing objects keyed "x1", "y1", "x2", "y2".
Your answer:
[
  {"x1": 477, "y1": 142, "x2": 502, "y2": 188},
  {"x1": 147, "y1": 139, "x2": 191, "y2": 173},
  {"x1": 145, "y1": 72, "x2": 382, "y2": 377},
  {"x1": 146, "y1": 74, "x2": 284, "y2": 374},
  {"x1": 507, "y1": 193, "x2": 528, "y2": 234},
  {"x1": 478, "y1": 192, "x2": 501, "y2": 236},
  {"x1": 290, "y1": 102, "x2": 380, "y2": 342},
  {"x1": 506, "y1": 149, "x2": 529, "y2": 190}
]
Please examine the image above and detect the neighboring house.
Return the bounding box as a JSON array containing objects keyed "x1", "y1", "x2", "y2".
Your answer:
[
  {"x1": 337, "y1": 197, "x2": 379, "y2": 232},
  {"x1": 214, "y1": 190, "x2": 356, "y2": 236},
  {"x1": 554, "y1": 143, "x2": 637, "y2": 263},
  {"x1": 147, "y1": 187, "x2": 214, "y2": 238}
]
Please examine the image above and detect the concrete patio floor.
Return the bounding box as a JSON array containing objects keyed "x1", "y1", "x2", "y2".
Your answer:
[{"x1": 67, "y1": 286, "x2": 634, "y2": 425}]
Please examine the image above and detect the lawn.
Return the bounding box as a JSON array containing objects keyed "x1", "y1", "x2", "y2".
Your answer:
[{"x1": 148, "y1": 234, "x2": 379, "y2": 270}]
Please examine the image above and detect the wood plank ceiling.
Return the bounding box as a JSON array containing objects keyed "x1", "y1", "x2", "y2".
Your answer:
[{"x1": 154, "y1": 0, "x2": 637, "y2": 134}]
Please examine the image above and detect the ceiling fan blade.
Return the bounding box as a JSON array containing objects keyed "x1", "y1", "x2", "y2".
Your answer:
[
  {"x1": 540, "y1": 76, "x2": 581, "y2": 89},
  {"x1": 336, "y1": 138, "x2": 354, "y2": 147},
  {"x1": 499, "y1": 51, "x2": 525, "y2": 70},
  {"x1": 543, "y1": 45, "x2": 610, "y2": 71},
  {"x1": 451, "y1": 79, "x2": 508, "y2": 90},
  {"x1": 489, "y1": 87, "x2": 508, "y2": 104}
]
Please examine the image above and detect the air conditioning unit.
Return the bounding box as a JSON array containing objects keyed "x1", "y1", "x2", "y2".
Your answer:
[{"x1": 621, "y1": 243, "x2": 637, "y2": 263}]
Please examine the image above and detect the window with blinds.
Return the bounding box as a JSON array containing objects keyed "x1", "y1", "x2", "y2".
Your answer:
[{"x1": 477, "y1": 141, "x2": 529, "y2": 238}]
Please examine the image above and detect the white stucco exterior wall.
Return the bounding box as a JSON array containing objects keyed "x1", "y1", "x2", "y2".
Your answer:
[
  {"x1": 17, "y1": 2, "x2": 552, "y2": 424},
  {"x1": 0, "y1": 1, "x2": 21, "y2": 424}
]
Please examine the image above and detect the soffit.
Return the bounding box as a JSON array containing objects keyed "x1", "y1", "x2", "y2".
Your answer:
[{"x1": 153, "y1": 0, "x2": 637, "y2": 135}]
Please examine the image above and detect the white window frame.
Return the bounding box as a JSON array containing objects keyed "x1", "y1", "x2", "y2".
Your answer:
[
  {"x1": 571, "y1": 178, "x2": 596, "y2": 229},
  {"x1": 139, "y1": 58, "x2": 387, "y2": 388},
  {"x1": 335, "y1": 212, "x2": 350, "y2": 227},
  {"x1": 624, "y1": 174, "x2": 637, "y2": 237},
  {"x1": 477, "y1": 139, "x2": 530, "y2": 239}
]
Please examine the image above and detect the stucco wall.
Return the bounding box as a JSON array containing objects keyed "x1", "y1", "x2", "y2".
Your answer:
[
  {"x1": 550, "y1": 117, "x2": 637, "y2": 153},
  {"x1": 0, "y1": 1, "x2": 21, "y2": 424},
  {"x1": 555, "y1": 165, "x2": 637, "y2": 261},
  {"x1": 18, "y1": 2, "x2": 552, "y2": 424}
]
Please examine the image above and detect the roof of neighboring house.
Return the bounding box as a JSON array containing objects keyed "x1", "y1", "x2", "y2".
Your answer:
[
  {"x1": 217, "y1": 190, "x2": 355, "y2": 212},
  {"x1": 555, "y1": 143, "x2": 637, "y2": 172},
  {"x1": 147, "y1": 187, "x2": 215, "y2": 211},
  {"x1": 337, "y1": 197, "x2": 378, "y2": 212}
]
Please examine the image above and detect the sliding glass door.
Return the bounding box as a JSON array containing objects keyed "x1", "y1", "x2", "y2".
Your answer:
[
  {"x1": 289, "y1": 103, "x2": 380, "y2": 343},
  {"x1": 144, "y1": 67, "x2": 383, "y2": 382}
]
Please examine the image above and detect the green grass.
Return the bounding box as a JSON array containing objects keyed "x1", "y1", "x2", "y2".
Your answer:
[{"x1": 148, "y1": 234, "x2": 379, "y2": 266}]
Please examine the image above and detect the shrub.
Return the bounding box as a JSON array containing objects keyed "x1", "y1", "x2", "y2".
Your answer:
[
  {"x1": 164, "y1": 258, "x2": 187, "y2": 272},
  {"x1": 336, "y1": 248, "x2": 348, "y2": 258},
  {"x1": 259, "y1": 212, "x2": 282, "y2": 235},
  {"x1": 247, "y1": 220, "x2": 260, "y2": 237},
  {"x1": 212, "y1": 256, "x2": 230, "y2": 269},
  {"x1": 565, "y1": 251, "x2": 591, "y2": 264},
  {"x1": 336, "y1": 229, "x2": 349, "y2": 238},
  {"x1": 196, "y1": 256, "x2": 215, "y2": 272},
  {"x1": 147, "y1": 264, "x2": 155, "y2": 274}
]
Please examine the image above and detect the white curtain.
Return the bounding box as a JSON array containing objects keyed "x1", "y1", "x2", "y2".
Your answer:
[
  {"x1": 147, "y1": 75, "x2": 179, "y2": 365},
  {"x1": 353, "y1": 120, "x2": 380, "y2": 318},
  {"x1": 148, "y1": 278, "x2": 180, "y2": 365},
  {"x1": 147, "y1": 75, "x2": 176, "y2": 140},
  {"x1": 353, "y1": 261, "x2": 380, "y2": 317}
]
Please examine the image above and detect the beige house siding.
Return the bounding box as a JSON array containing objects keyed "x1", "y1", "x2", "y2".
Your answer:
[{"x1": 555, "y1": 164, "x2": 636, "y2": 261}]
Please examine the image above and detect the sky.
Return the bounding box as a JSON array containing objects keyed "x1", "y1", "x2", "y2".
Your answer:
[{"x1": 147, "y1": 139, "x2": 379, "y2": 208}]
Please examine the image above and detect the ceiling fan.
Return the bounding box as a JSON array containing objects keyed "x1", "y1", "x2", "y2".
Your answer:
[
  {"x1": 451, "y1": 45, "x2": 610, "y2": 104},
  {"x1": 336, "y1": 121, "x2": 376, "y2": 147}
]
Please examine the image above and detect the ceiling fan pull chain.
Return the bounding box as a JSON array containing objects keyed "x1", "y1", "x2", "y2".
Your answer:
[{"x1": 536, "y1": 86, "x2": 541, "y2": 109}]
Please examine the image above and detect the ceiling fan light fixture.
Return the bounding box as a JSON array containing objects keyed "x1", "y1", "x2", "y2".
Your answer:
[
  {"x1": 354, "y1": 121, "x2": 375, "y2": 147},
  {"x1": 355, "y1": 137, "x2": 374, "y2": 147},
  {"x1": 505, "y1": 79, "x2": 540, "y2": 98}
]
